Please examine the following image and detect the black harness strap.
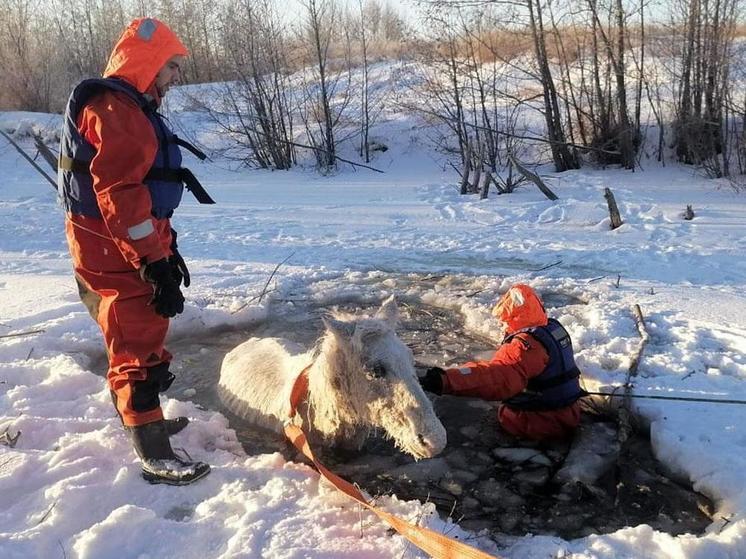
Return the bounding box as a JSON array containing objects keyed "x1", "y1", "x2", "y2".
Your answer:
[
  {"x1": 179, "y1": 168, "x2": 215, "y2": 204},
  {"x1": 174, "y1": 136, "x2": 208, "y2": 161},
  {"x1": 144, "y1": 168, "x2": 215, "y2": 204},
  {"x1": 59, "y1": 158, "x2": 215, "y2": 205},
  {"x1": 526, "y1": 366, "x2": 581, "y2": 391}
]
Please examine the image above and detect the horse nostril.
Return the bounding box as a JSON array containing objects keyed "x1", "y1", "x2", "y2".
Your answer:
[{"x1": 416, "y1": 431, "x2": 446, "y2": 456}]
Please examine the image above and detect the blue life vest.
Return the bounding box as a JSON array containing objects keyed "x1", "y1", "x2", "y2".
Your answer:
[
  {"x1": 502, "y1": 318, "x2": 584, "y2": 412},
  {"x1": 58, "y1": 77, "x2": 212, "y2": 220}
]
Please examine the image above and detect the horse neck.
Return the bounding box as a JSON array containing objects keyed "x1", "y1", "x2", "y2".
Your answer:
[{"x1": 306, "y1": 333, "x2": 358, "y2": 437}]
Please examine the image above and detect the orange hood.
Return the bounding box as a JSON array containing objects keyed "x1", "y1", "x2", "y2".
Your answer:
[
  {"x1": 492, "y1": 284, "x2": 548, "y2": 334},
  {"x1": 103, "y1": 18, "x2": 188, "y2": 94}
]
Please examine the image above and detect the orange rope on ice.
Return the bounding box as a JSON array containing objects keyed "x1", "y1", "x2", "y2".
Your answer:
[{"x1": 284, "y1": 366, "x2": 499, "y2": 559}]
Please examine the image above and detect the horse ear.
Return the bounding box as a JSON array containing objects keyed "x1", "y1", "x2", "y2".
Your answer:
[
  {"x1": 375, "y1": 294, "x2": 399, "y2": 327},
  {"x1": 323, "y1": 316, "x2": 356, "y2": 340}
]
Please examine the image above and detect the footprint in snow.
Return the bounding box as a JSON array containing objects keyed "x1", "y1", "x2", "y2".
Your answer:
[
  {"x1": 537, "y1": 205, "x2": 565, "y2": 224},
  {"x1": 435, "y1": 204, "x2": 458, "y2": 220}
]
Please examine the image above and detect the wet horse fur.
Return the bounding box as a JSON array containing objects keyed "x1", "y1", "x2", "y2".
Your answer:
[{"x1": 218, "y1": 296, "x2": 447, "y2": 459}]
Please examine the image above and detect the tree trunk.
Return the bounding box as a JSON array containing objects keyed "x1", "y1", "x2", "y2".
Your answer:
[
  {"x1": 460, "y1": 143, "x2": 472, "y2": 195},
  {"x1": 471, "y1": 143, "x2": 484, "y2": 194},
  {"x1": 359, "y1": 0, "x2": 370, "y2": 163},
  {"x1": 614, "y1": 0, "x2": 635, "y2": 169},
  {"x1": 480, "y1": 169, "x2": 492, "y2": 200},
  {"x1": 308, "y1": 0, "x2": 336, "y2": 170},
  {"x1": 527, "y1": 0, "x2": 578, "y2": 172}
]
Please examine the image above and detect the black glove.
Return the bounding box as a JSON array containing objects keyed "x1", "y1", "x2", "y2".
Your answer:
[
  {"x1": 169, "y1": 229, "x2": 190, "y2": 288},
  {"x1": 419, "y1": 367, "x2": 445, "y2": 395},
  {"x1": 142, "y1": 258, "x2": 185, "y2": 318}
]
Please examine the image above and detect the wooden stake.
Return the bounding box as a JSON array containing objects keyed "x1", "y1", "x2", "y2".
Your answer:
[
  {"x1": 616, "y1": 304, "x2": 650, "y2": 448},
  {"x1": 604, "y1": 187, "x2": 623, "y2": 229},
  {"x1": 629, "y1": 304, "x2": 650, "y2": 376}
]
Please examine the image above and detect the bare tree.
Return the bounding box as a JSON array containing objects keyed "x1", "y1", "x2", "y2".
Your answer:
[
  {"x1": 584, "y1": 0, "x2": 638, "y2": 169},
  {"x1": 299, "y1": 0, "x2": 340, "y2": 172},
  {"x1": 193, "y1": 0, "x2": 295, "y2": 170},
  {"x1": 527, "y1": 0, "x2": 579, "y2": 171},
  {"x1": 401, "y1": 9, "x2": 472, "y2": 174},
  {"x1": 47, "y1": 0, "x2": 125, "y2": 79},
  {"x1": 0, "y1": 0, "x2": 60, "y2": 111},
  {"x1": 674, "y1": 0, "x2": 739, "y2": 177},
  {"x1": 359, "y1": 0, "x2": 372, "y2": 162},
  {"x1": 153, "y1": 0, "x2": 230, "y2": 83},
  {"x1": 417, "y1": 0, "x2": 582, "y2": 172}
]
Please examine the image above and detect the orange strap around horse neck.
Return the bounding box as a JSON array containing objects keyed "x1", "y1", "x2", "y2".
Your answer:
[
  {"x1": 287, "y1": 364, "x2": 312, "y2": 419},
  {"x1": 284, "y1": 367, "x2": 500, "y2": 559}
]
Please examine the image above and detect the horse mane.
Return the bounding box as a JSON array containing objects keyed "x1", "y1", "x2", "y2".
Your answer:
[{"x1": 304, "y1": 314, "x2": 385, "y2": 440}]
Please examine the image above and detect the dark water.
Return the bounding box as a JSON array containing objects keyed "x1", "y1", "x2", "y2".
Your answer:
[
  {"x1": 91, "y1": 274, "x2": 712, "y2": 540},
  {"x1": 161, "y1": 287, "x2": 503, "y2": 455}
]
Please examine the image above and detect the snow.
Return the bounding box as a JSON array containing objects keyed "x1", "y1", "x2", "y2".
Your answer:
[{"x1": 2, "y1": 82, "x2": 746, "y2": 559}]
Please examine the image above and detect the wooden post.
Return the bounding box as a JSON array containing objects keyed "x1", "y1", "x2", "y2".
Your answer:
[{"x1": 604, "y1": 187, "x2": 623, "y2": 229}]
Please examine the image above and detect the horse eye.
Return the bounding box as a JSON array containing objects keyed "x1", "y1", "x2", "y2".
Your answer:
[{"x1": 370, "y1": 363, "x2": 387, "y2": 378}]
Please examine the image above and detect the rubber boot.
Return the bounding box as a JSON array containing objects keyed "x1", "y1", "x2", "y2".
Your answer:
[
  {"x1": 164, "y1": 416, "x2": 189, "y2": 435},
  {"x1": 128, "y1": 420, "x2": 210, "y2": 486},
  {"x1": 111, "y1": 390, "x2": 189, "y2": 436}
]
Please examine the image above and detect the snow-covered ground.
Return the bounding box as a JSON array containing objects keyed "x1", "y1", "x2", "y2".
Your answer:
[{"x1": 1, "y1": 86, "x2": 746, "y2": 559}]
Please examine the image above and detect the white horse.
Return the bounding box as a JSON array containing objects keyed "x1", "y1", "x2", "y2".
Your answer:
[{"x1": 218, "y1": 296, "x2": 447, "y2": 459}]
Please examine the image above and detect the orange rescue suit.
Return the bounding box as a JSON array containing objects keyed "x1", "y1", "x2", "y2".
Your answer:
[
  {"x1": 64, "y1": 19, "x2": 188, "y2": 427},
  {"x1": 442, "y1": 284, "x2": 581, "y2": 440},
  {"x1": 442, "y1": 335, "x2": 581, "y2": 440}
]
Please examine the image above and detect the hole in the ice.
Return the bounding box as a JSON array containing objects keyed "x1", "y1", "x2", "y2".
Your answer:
[{"x1": 92, "y1": 273, "x2": 713, "y2": 541}]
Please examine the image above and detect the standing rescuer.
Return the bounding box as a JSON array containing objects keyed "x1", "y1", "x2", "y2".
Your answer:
[
  {"x1": 58, "y1": 18, "x2": 214, "y2": 485},
  {"x1": 420, "y1": 284, "x2": 584, "y2": 441}
]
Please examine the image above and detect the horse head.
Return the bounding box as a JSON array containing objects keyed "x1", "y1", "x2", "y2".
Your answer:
[{"x1": 320, "y1": 295, "x2": 447, "y2": 459}]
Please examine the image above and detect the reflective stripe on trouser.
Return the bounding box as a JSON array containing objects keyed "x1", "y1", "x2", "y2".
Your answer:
[{"x1": 66, "y1": 218, "x2": 171, "y2": 427}]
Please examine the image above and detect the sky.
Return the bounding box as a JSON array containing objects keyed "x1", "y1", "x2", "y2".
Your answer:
[{"x1": 276, "y1": 0, "x2": 424, "y2": 29}]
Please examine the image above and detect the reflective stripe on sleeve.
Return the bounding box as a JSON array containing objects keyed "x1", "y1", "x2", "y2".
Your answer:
[
  {"x1": 128, "y1": 219, "x2": 155, "y2": 240},
  {"x1": 458, "y1": 367, "x2": 471, "y2": 375}
]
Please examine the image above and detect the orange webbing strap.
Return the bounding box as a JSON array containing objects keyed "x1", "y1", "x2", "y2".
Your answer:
[
  {"x1": 287, "y1": 365, "x2": 312, "y2": 418},
  {"x1": 284, "y1": 370, "x2": 499, "y2": 559}
]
